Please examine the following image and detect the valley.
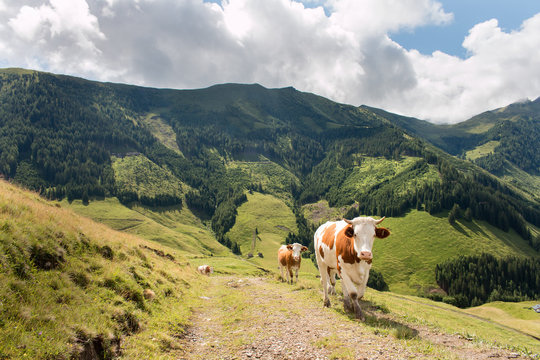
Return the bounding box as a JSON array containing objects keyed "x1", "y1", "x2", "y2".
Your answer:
[
  {"x1": 1, "y1": 178, "x2": 538, "y2": 358},
  {"x1": 0, "y1": 69, "x2": 539, "y2": 358}
]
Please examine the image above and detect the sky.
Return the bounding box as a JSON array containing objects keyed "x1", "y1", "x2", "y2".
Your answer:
[{"x1": 1, "y1": 0, "x2": 540, "y2": 124}]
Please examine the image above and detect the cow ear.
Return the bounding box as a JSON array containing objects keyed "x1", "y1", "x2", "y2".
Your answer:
[
  {"x1": 375, "y1": 227, "x2": 390, "y2": 239},
  {"x1": 301, "y1": 246, "x2": 308, "y2": 252},
  {"x1": 344, "y1": 226, "x2": 354, "y2": 237},
  {"x1": 287, "y1": 244, "x2": 293, "y2": 250}
]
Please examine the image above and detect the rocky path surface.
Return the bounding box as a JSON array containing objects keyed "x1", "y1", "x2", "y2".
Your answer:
[{"x1": 175, "y1": 276, "x2": 529, "y2": 360}]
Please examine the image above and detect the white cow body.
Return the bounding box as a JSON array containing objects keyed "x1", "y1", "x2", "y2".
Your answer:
[
  {"x1": 314, "y1": 216, "x2": 390, "y2": 320},
  {"x1": 197, "y1": 265, "x2": 213, "y2": 275}
]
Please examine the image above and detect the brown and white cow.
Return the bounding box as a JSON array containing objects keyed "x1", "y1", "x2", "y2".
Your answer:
[
  {"x1": 197, "y1": 264, "x2": 213, "y2": 275},
  {"x1": 278, "y1": 243, "x2": 308, "y2": 284},
  {"x1": 314, "y1": 216, "x2": 390, "y2": 320}
]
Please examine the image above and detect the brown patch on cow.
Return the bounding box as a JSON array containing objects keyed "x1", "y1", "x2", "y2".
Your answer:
[
  {"x1": 321, "y1": 223, "x2": 336, "y2": 250},
  {"x1": 375, "y1": 227, "x2": 391, "y2": 239},
  {"x1": 319, "y1": 245, "x2": 325, "y2": 259},
  {"x1": 335, "y1": 226, "x2": 360, "y2": 271},
  {"x1": 278, "y1": 247, "x2": 301, "y2": 268},
  {"x1": 278, "y1": 250, "x2": 289, "y2": 267}
]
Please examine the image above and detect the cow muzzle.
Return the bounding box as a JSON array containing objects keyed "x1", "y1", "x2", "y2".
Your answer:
[{"x1": 359, "y1": 251, "x2": 372, "y2": 262}]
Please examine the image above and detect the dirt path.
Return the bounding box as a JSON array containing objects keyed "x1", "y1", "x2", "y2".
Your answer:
[{"x1": 175, "y1": 276, "x2": 528, "y2": 360}]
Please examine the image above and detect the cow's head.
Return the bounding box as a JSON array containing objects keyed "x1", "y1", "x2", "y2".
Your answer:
[
  {"x1": 343, "y1": 216, "x2": 390, "y2": 263},
  {"x1": 287, "y1": 243, "x2": 308, "y2": 262}
]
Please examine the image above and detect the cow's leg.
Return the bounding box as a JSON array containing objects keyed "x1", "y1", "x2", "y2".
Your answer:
[
  {"x1": 341, "y1": 282, "x2": 353, "y2": 313},
  {"x1": 358, "y1": 273, "x2": 369, "y2": 299},
  {"x1": 350, "y1": 292, "x2": 365, "y2": 321},
  {"x1": 294, "y1": 267, "x2": 299, "y2": 283},
  {"x1": 341, "y1": 275, "x2": 364, "y2": 320},
  {"x1": 287, "y1": 267, "x2": 293, "y2": 284},
  {"x1": 279, "y1": 265, "x2": 285, "y2": 282},
  {"x1": 328, "y1": 269, "x2": 337, "y2": 295},
  {"x1": 318, "y1": 264, "x2": 331, "y2": 307}
]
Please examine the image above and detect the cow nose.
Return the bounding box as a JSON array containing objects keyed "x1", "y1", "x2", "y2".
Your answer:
[
  {"x1": 294, "y1": 255, "x2": 300, "y2": 261},
  {"x1": 359, "y1": 251, "x2": 372, "y2": 260}
]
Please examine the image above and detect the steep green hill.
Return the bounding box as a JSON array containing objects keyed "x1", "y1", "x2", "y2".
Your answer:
[
  {"x1": 302, "y1": 203, "x2": 537, "y2": 294},
  {"x1": 0, "y1": 179, "x2": 201, "y2": 358},
  {"x1": 1, "y1": 181, "x2": 538, "y2": 358},
  {"x1": 366, "y1": 99, "x2": 540, "y2": 201},
  {"x1": 1, "y1": 68, "x2": 539, "y2": 298}
]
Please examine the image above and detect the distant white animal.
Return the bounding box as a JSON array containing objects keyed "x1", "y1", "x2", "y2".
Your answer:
[
  {"x1": 197, "y1": 265, "x2": 213, "y2": 275},
  {"x1": 277, "y1": 243, "x2": 308, "y2": 284},
  {"x1": 314, "y1": 216, "x2": 390, "y2": 320}
]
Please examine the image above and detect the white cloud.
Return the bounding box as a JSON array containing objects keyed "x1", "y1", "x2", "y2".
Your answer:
[
  {"x1": 0, "y1": 0, "x2": 539, "y2": 123},
  {"x1": 327, "y1": 0, "x2": 452, "y2": 35},
  {"x1": 388, "y1": 14, "x2": 540, "y2": 123}
]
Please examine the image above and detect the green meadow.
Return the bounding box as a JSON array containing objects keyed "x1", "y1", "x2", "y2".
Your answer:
[
  {"x1": 64, "y1": 197, "x2": 227, "y2": 257},
  {"x1": 1, "y1": 180, "x2": 538, "y2": 358},
  {"x1": 303, "y1": 205, "x2": 537, "y2": 295}
]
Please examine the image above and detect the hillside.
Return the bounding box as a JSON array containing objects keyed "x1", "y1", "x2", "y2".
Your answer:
[
  {"x1": 365, "y1": 99, "x2": 540, "y2": 201},
  {"x1": 1, "y1": 68, "x2": 539, "y2": 299},
  {"x1": 0, "y1": 179, "x2": 203, "y2": 358},
  {"x1": 0, "y1": 180, "x2": 538, "y2": 359}
]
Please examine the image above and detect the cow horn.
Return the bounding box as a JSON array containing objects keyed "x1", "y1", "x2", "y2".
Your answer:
[
  {"x1": 375, "y1": 216, "x2": 386, "y2": 224},
  {"x1": 343, "y1": 218, "x2": 353, "y2": 224}
]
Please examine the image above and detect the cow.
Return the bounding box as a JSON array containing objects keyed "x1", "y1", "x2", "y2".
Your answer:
[
  {"x1": 197, "y1": 265, "x2": 213, "y2": 275},
  {"x1": 314, "y1": 216, "x2": 390, "y2": 320},
  {"x1": 277, "y1": 243, "x2": 308, "y2": 284}
]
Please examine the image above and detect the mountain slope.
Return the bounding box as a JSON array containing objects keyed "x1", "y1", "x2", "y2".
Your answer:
[
  {"x1": 1, "y1": 68, "x2": 539, "y2": 296},
  {"x1": 366, "y1": 99, "x2": 540, "y2": 201},
  {"x1": 0, "y1": 179, "x2": 202, "y2": 358}
]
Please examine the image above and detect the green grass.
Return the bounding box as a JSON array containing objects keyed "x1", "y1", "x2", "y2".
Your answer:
[
  {"x1": 465, "y1": 301, "x2": 540, "y2": 338},
  {"x1": 226, "y1": 192, "x2": 319, "y2": 275},
  {"x1": 112, "y1": 154, "x2": 187, "y2": 199},
  {"x1": 226, "y1": 159, "x2": 300, "y2": 203},
  {"x1": 364, "y1": 289, "x2": 540, "y2": 354},
  {"x1": 303, "y1": 202, "x2": 538, "y2": 295},
  {"x1": 373, "y1": 210, "x2": 538, "y2": 294},
  {"x1": 64, "y1": 197, "x2": 228, "y2": 257},
  {"x1": 0, "y1": 179, "x2": 208, "y2": 359},
  {"x1": 341, "y1": 156, "x2": 440, "y2": 199},
  {"x1": 497, "y1": 160, "x2": 540, "y2": 202},
  {"x1": 138, "y1": 113, "x2": 184, "y2": 156},
  {"x1": 465, "y1": 140, "x2": 500, "y2": 160}
]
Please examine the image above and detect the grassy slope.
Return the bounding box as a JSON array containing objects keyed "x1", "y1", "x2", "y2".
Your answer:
[
  {"x1": 374, "y1": 210, "x2": 538, "y2": 294},
  {"x1": 343, "y1": 156, "x2": 440, "y2": 197},
  {"x1": 64, "y1": 197, "x2": 228, "y2": 257},
  {"x1": 465, "y1": 140, "x2": 500, "y2": 161},
  {"x1": 225, "y1": 192, "x2": 318, "y2": 275},
  {"x1": 226, "y1": 159, "x2": 301, "y2": 203},
  {"x1": 366, "y1": 289, "x2": 540, "y2": 353},
  {"x1": 112, "y1": 154, "x2": 186, "y2": 198},
  {"x1": 0, "y1": 179, "x2": 204, "y2": 358},
  {"x1": 1, "y1": 181, "x2": 537, "y2": 357},
  {"x1": 465, "y1": 301, "x2": 540, "y2": 339},
  {"x1": 138, "y1": 113, "x2": 183, "y2": 156},
  {"x1": 303, "y1": 205, "x2": 538, "y2": 295}
]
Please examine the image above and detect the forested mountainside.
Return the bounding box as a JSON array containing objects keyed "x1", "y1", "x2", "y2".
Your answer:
[
  {"x1": 364, "y1": 99, "x2": 540, "y2": 200},
  {"x1": 0, "y1": 68, "x2": 539, "y2": 253}
]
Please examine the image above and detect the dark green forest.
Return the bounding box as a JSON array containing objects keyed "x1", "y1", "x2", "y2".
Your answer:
[
  {"x1": 435, "y1": 253, "x2": 540, "y2": 307},
  {"x1": 1, "y1": 69, "x2": 540, "y2": 258}
]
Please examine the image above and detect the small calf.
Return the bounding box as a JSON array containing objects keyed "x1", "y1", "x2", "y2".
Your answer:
[
  {"x1": 278, "y1": 243, "x2": 308, "y2": 284},
  {"x1": 197, "y1": 265, "x2": 213, "y2": 275}
]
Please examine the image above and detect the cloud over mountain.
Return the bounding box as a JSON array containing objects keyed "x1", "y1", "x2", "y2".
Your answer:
[{"x1": 1, "y1": 0, "x2": 539, "y2": 123}]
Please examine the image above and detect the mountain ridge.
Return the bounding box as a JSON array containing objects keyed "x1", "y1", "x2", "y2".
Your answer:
[{"x1": 1, "y1": 67, "x2": 539, "y2": 271}]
